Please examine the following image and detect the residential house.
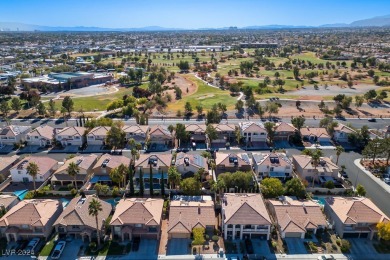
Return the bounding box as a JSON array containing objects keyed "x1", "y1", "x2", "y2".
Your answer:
[
  {"x1": 54, "y1": 195, "x2": 111, "y2": 242},
  {"x1": 10, "y1": 156, "x2": 58, "y2": 183},
  {"x1": 238, "y1": 121, "x2": 267, "y2": 146},
  {"x1": 110, "y1": 198, "x2": 164, "y2": 241},
  {"x1": 215, "y1": 152, "x2": 251, "y2": 175},
  {"x1": 222, "y1": 193, "x2": 272, "y2": 240},
  {"x1": 26, "y1": 125, "x2": 55, "y2": 147},
  {"x1": 0, "y1": 125, "x2": 31, "y2": 146},
  {"x1": 324, "y1": 197, "x2": 389, "y2": 240},
  {"x1": 268, "y1": 196, "x2": 327, "y2": 238},
  {"x1": 123, "y1": 125, "x2": 149, "y2": 144},
  {"x1": 274, "y1": 122, "x2": 298, "y2": 141},
  {"x1": 0, "y1": 155, "x2": 19, "y2": 180},
  {"x1": 0, "y1": 199, "x2": 63, "y2": 242},
  {"x1": 300, "y1": 127, "x2": 331, "y2": 143},
  {"x1": 292, "y1": 155, "x2": 339, "y2": 186},
  {"x1": 210, "y1": 124, "x2": 236, "y2": 148},
  {"x1": 51, "y1": 154, "x2": 97, "y2": 187},
  {"x1": 168, "y1": 197, "x2": 216, "y2": 239},
  {"x1": 175, "y1": 152, "x2": 208, "y2": 178},
  {"x1": 147, "y1": 125, "x2": 173, "y2": 150},
  {"x1": 333, "y1": 124, "x2": 356, "y2": 143},
  {"x1": 185, "y1": 124, "x2": 207, "y2": 145},
  {"x1": 0, "y1": 195, "x2": 19, "y2": 211},
  {"x1": 91, "y1": 154, "x2": 130, "y2": 184},
  {"x1": 134, "y1": 154, "x2": 171, "y2": 189},
  {"x1": 252, "y1": 153, "x2": 292, "y2": 181},
  {"x1": 86, "y1": 126, "x2": 111, "y2": 146},
  {"x1": 55, "y1": 126, "x2": 86, "y2": 147}
]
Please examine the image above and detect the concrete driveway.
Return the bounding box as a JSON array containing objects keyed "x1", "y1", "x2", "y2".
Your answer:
[
  {"x1": 274, "y1": 140, "x2": 292, "y2": 149},
  {"x1": 167, "y1": 238, "x2": 190, "y2": 255},
  {"x1": 285, "y1": 238, "x2": 307, "y2": 254},
  {"x1": 349, "y1": 238, "x2": 376, "y2": 255},
  {"x1": 60, "y1": 239, "x2": 84, "y2": 260},
  {"x1": 0, "y1": 145, "x2": 14, "y2": 154},
  {"x1": 127, "y1": 238, "x2": 157, "y2": 259},
  {"x1": 252, "y1": 239, "x2": 271, "y2": 255}
]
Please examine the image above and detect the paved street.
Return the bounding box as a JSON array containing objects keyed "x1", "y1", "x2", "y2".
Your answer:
[{"x1": 1, "y1": 117, "x2": 390, "y2": 130}]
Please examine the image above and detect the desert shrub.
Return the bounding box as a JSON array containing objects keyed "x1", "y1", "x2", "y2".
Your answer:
[{"x1": 340, "y1": 239, "x2": 351, "y2": 253}]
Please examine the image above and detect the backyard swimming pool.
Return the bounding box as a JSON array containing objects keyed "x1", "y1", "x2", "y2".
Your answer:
[{"x1": 313, "y1": 196, "x2": 326, "y2": 206}]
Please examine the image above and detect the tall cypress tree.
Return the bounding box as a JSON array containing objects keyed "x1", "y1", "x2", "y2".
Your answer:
[
  {"x1": 149, "y1": 163, "x2": 153, "y2": 196},
  {"x1": 139, "y1": 168, "x2": 144, "y2": 197},
  {"x1": 161, "y1": 169, "x2": 165, "y2": 198}
]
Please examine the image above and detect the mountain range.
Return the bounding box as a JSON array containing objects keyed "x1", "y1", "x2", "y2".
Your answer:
[{"x1": 1, "y1": 14, "x2": 390, "y2": 31}]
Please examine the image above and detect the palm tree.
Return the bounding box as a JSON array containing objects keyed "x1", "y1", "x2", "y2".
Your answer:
[
  {"x1": 109, "y1": 167, "x2": 123, "y2": 189},
  {"x1": 67, "y1": 161, "x2": 80, "y2": 190},
  {"x1": 335, "y1": 146, "x2": 345, "y2": 165},
  {"x1": 310, "y1": 149, "x2": 323, "y2": 188},
  {"x1": 117, "y1": 163, "x2": 128, "y2": 189},
  {"x1": 168, "y1": 166, "x2": 181, "y2": 189},
  {"x1": 26, "y1": 162, "x2": 39, "y2": 193},
  {"x1": 88, "y1": 198, "x2": 103, "y2": 248}
]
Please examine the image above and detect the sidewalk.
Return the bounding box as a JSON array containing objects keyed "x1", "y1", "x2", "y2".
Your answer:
[{"x1": 354, "y1": 159, "x2": 390, "y2": 193}]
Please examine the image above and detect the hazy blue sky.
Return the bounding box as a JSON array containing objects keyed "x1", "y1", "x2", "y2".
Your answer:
[{"x1": 2, "y1": 0, "x2": 390, "y2": 28}]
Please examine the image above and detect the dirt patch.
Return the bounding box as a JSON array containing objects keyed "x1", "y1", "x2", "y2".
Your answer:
[
  {"x1": 197, "y1": 94, "x2": 215, "y2": 100},
  {"x1": 164, "y1": 74, "x2": 197, "y2": 101},
  {"x1": 258, "y1": 99, "x2": 390, "y2": 118},
  {"x1": 290, "y1": 84, "x2": 378, "y2": 97}
]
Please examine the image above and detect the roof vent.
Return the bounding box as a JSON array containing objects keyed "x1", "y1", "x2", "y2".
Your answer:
[
  {"x1": 18, "y1": 160, "x2": 29, "y2": 169},
  {"x1": 184, "y1": 157, "x2": 190, "y2": 166},
  {"x1": 76, "y1": 158, "x2": 83, "y2": 165},
  {"x1": 102, "y1": 158, "x2": 110, "y2": 168}
]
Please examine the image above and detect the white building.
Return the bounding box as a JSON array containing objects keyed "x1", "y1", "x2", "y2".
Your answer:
[
  {"x1": 55, "y1": 127, "x2": 86, "y2": 146},
  {"x1": 10, "y1": 156, "x2": 58, "y2": 183},
  {"x1": 87, "y1": 126, "x2": 110, "y2": 145},
  {"x1": 252, "y1": 153, "x2": 292, "y2": 181},
  {"x1": 0, "y1": 125, "x2": 31, "y2": 146},
  {"x1": 26, "y1": 125, "x2": 55, "y2": 147},
  {"x1": 222, "y1": 193, "x2": 271, "y2": 240},
  {"x1": 238, "y1": 122, "x2": 267, "y2": 144}
]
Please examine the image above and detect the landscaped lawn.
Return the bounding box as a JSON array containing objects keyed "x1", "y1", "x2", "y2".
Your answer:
[
  {"x1": 167, "y1": 75, "x2": 236, "y2": 112},
  {"x1": 373, "y1": 241, "x2": 390, "y2": 253},
  {"x1": 39, "y1": 236, "x2": 56, "y2": 256},
  {"x1": 45, "y1": 85, "x2": 140, "y2": 112},
  {"x1": 84, "y1": 241, "x2": 127, "y2": 256}
]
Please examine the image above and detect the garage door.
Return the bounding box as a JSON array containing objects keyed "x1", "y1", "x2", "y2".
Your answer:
[
  {"x1": 343, "y1": 233, "x2": 360, "y2": 238},
  {"x1": 285, "y1": 232, "x2": 302, "y2": 238},
  {"x1": 170, "y1": 233, "x2": 190, "y2": 239},
  {"x1": 251, "y1": 234, "x2": 267, "y2": 240}
]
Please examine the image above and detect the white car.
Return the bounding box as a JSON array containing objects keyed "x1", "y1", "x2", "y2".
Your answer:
[
  {"x1": 51, "y1": 241, "x2": 66, "y2": 259},
  {"x1": 25, "y1": 238, "x2": 40, "y2": 252}
]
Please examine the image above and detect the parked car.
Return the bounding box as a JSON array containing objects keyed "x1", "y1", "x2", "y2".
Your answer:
[
  {"x1": 25, "y1": 238, "x2": 40, "y2": 252},
  {"x1": 368, "y1": 118, "x2": 377, "y2": 122},
  {"x1": 318, "y1": 256, "x2": 335, "y2": 260},
  {"x1": 51, "y1": 241, "x2": 66, "y2": 259}
]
